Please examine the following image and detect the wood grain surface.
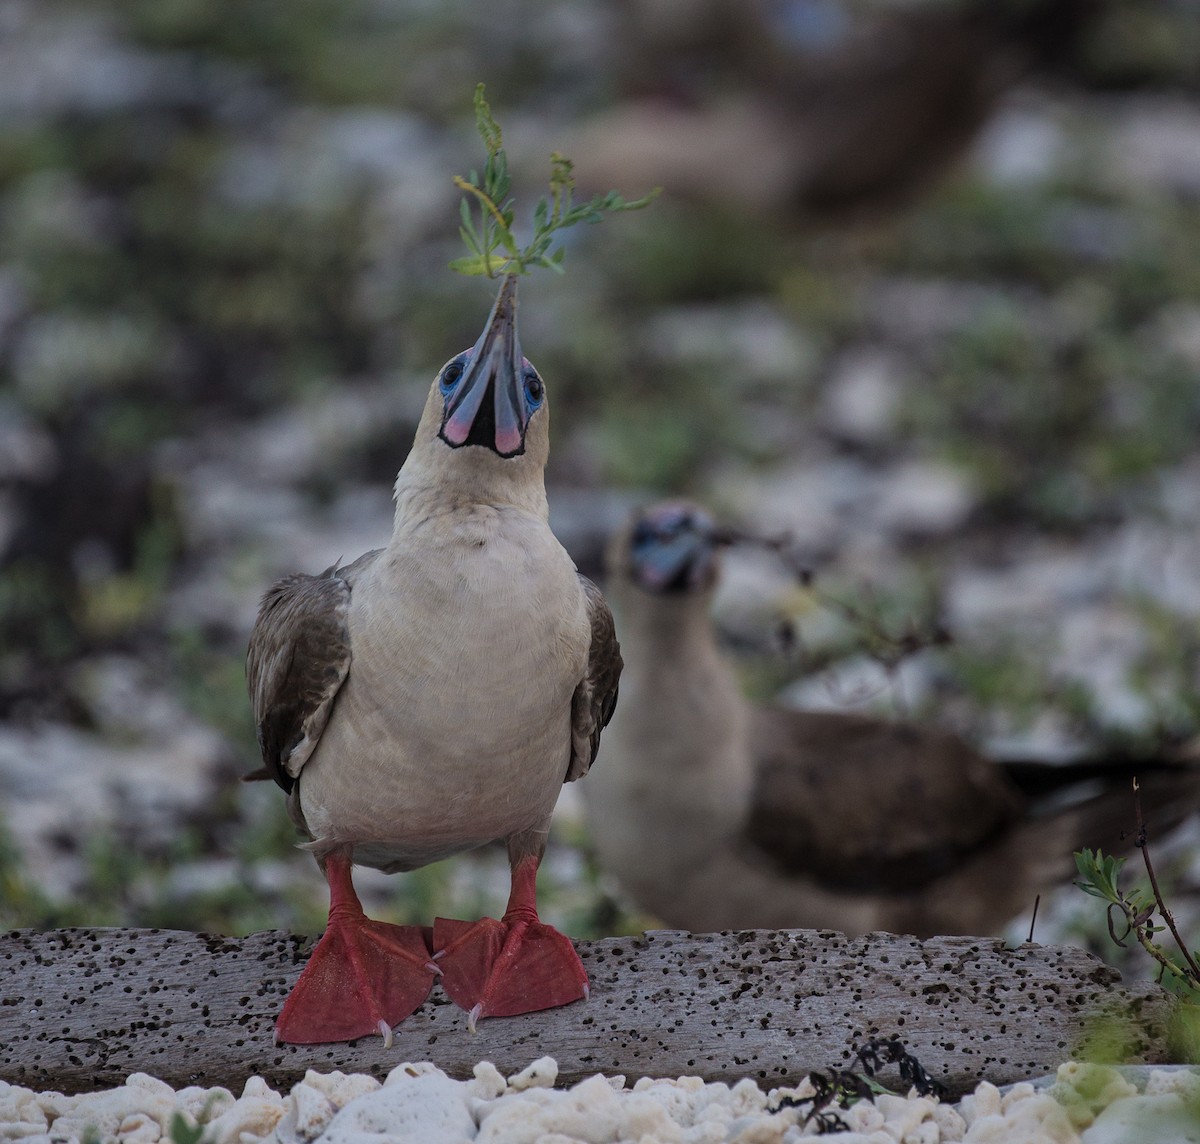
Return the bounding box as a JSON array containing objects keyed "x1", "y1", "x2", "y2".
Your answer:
[{"x1": 0, "y1": 926, "x2": 1176, "y2": 1096}]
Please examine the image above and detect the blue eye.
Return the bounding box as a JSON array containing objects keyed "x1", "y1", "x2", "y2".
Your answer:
[
  {"x1": 440, "y1": 360, "x2": 464, "y2": 394},
  {"x1": 524, "y1": 370, "x2": 544, "y2": 408}
]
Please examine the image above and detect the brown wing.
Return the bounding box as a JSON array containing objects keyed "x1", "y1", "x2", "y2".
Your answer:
[
  {"x1": 565, "y1": 574, "x2": 623, "y2": 783},
  {"x1": 245, "y1": 562, "x2": 357, "y2": 794},
  {"x1": 744, "y1": 708, "x2": 1026, "y2": 892}
]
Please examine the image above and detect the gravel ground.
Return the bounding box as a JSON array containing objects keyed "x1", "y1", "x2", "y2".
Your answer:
[{"x1": 2, "y1": 1059, "x2": 1198, "y2": 1143}]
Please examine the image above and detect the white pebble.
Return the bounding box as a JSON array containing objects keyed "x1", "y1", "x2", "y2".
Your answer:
[
  {"x1": 276, "y1": 1078, "x2": 336, "y2": 1143},
  {"x1": 729, "y1": 1078, "x2": 768, "y2": 1118},
  {"x1": 467, "y1": 1061, "x2": 508, "y2": 1102},
  {"x1": 0, "y1": 1126, "x2": 50, "y2": 1140},
  {"x1": 681, "y1": 1120, "x2": 729, "y2": 1144},
  {"x1": 508, "y1": 1056, "x2": 559, "y2": 1091},
  {"x1": 1051, "y1": 1061, "x2": 1137, "y2": 1123},
  {"x1": 127, "y1": 1074, "x2": 176, "y2": 1100},
  {"x1": 905, "y1": 1122, "x2": 941, "y2": 1144},
  {"x1": 726, "y1": 1112, "x2": 790, "y2": 1142},
  {"x1": 318, "y1": 1071, "x2": 475, "y2": 1144},
  {"x1": 117, "y1": 1110, "x2": 163, "y2": 1143},
  {"x1": 13, "y1": 1055, "x2": 1200, "y2": 1144},
  {"x1": 242, "y1": 1077, "x2": 283, "y2": 1103},
  {"x1": 876, "y1": 1091, "x2": 937, "y2": 1138},
  {"x1": 959, "y1": 1081, "x2": 1003, "y2": 1124},
  {"x1": 191, "y1": 1085, "x2": 237, "y2": 1125},
  {"x1": 1082, "y1": 1092, "x2": 1200, "y2": 1144},
  {"x1": 964, "y1": 1093, "x2": 1078, "y2": 1143},
  {"x1": 383, "y1": 1062, "x2": 441, "y2": 1085},
  {"x1": 303, "y1": 1071, "x2": 380, "y2": 1109},
  {"x1": 624, "y1": 1091, "x2": 686, "y2": 1142},
  {"x1": 478, "y1": 1073, "x2": 621, "y2": 1144},
  {"x1": 45, "y1": 1080, "x2": 177, "y2": 1141},
  {"x1": 1144, "y1": 1067, "x2": 1200, "y2": 1099},
  {"x1": 633, "y1": 1078, "x2": 720, "y2": 1128},
  {"x1": 205, "y1": 1095, "x2": 285, "y2": 1144},
  {"x1": 0, "y1": 1081, "x2": 49, "y2": 1134},
  {"x1": 933, "y1": 1101, "x2": 967, "y2": 1141},
  {"x1": 843, "y1": 1100, "x2": 886, "y2": 1133}
]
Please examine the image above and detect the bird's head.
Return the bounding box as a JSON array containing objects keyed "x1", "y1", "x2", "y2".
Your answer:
[
  {"x1": 617, "y1": 501, "x2": 723, "y2": 596},
  {"x1": 404, "y1": 275, "x2": 550, "y2": 503}
]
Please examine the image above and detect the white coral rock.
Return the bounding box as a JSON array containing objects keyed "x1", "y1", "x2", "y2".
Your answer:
[
  {"x1": 205, "y1": 1093, "x2": 286, "y2": 1144},
  {"x1": 478, "y1": 1074, "x2": 621, "y2": 1144},
  {"x1": 274, "y1": 1077, "x2": 336, "y2": 1144},
  {"x1": 963, "y1": 1093, "x2": 1080, "y2": 1143},
  {"x1": 318, "y1": 1070, "x2": 475, "y2": 1144},
  {"x1": 304, "y1": 1071, "x2": 380, "y2": 1110},
  {"x1": 1082, "y1": 1092, "x2": 1200, "y2": 1144},
  {"x1": 45, "y1": 1078, "x2": 177, "y2": 1141},
  {"x1": 0, "y1": 1081, "x2": 49, "y2": 1135},
  {"x1": 623, "y1": 1092, "x2": 685, "y2": 1142},
  {"x1": 466, "y1": 1061, "x2": 507, "y2": 1102},
  {"x1": 116, "y1": 1110, "x2": 163, "y2": 1143},
  {"x1": 507, "y1": 1057, "x2": 559, "y2": 1091}
]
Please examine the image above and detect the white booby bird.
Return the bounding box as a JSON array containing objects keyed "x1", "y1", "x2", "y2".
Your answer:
[
  {"x1": 584, "y1": 500, "x2": 1196, "y2": 939},
  {"x1": 247, "y1": 275, "x2": 621, "y2": 1044}
]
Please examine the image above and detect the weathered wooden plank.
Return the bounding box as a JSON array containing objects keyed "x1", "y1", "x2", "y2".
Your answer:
[{"x1": 0, "y1": 927, "x2": 1176, "y2": 1097}]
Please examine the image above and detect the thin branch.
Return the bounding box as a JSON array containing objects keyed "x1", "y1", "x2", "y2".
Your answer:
[{"x1": 1133, "y1": 776, "x2": 1200, "y2": 981}]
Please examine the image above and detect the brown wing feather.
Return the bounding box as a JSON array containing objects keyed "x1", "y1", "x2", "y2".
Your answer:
[
  {"x1": 245, "y1": 564, "x2": 354, "y2": 794},
  {"x1": 744, "y1": 708, "x2": 1025, "y2": 891},
  {"x1": 566, "y1": 574, "x2": 623, "y2": 783}
]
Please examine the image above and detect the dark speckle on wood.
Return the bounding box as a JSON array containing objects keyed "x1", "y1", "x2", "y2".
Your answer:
[{"x1": 0, "y1": 927, "x2": 1176, "y2": 1096}]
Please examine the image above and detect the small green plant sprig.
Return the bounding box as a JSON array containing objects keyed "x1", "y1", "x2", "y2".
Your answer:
[
  {"x1": 450, "y1": 84, "x2": 658, "y2": 278},
  {"x1": 1075, "y1": 779, "x2": 1200, "y2": 996}
]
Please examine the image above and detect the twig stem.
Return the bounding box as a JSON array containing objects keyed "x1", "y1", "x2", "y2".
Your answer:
[{"x1": 1133, "y1": 776, "x2": 1200, "y2": 981}]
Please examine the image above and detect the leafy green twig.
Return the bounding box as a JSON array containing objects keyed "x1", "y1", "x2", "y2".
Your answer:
[
  {"x1": 1132, "y1": 777, "x2": 1200, "y2": 981},
  {"x1": 450, "y1": 83, "x2": 659, "y2": 278},
  {"x1": 1075, "y1": 780, "x2": 1200, "y2": 993}
]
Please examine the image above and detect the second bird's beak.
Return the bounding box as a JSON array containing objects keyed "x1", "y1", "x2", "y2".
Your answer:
[
  {"x1": 632, "y1": 531, "x2": 718, "y2": 593},
  {"x1": 629, "y1": 506, "x2": 721, "y2": 594},
  {"x1": 439, "y1": 274, "x2": 529, "y2": 458}
]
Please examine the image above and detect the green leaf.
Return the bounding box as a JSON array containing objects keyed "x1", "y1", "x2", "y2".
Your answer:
[
  {"x1": 473, "y1": 83, "x2": 503, "y2": 158},
  {"x1": 450, "y1": 84, "x2": 659, "y2": 279},
  {"x1": 1075, "y1": 848, "x2": 1128, "y2": 903},
  {"x1": 446, "y1": 255, "x2": 511, "y2": 277}
]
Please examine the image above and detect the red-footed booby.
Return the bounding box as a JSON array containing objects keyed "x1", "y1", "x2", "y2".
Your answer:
[
  {"x1": 584, "y1": 500, "x2": 1197, "y2": 939},
  {"x1": 247, "y1": 275, "x2": 621, "y2": 1044}
]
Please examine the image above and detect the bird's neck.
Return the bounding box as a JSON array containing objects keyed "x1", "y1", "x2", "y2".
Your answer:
[
  {"x1": 391, "y1": 451, "x2": 549, "y2": 534},
  {"x1": 587, "y1": 585, "x2": 755, "y2": 890},
  {"x1": 609, "y1": 586, "x2": 751, "y2": 784},
  {"x1": 614, "y1": 587, "x2": 724, "y2": 665}
]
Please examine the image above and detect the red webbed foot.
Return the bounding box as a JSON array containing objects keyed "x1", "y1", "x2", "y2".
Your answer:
[
  {"x1": 432, "y1": 854, "x2": 588, "y2": 1031},
  {"x1": 276, "y1": 850, "x2": 440, "y2": 1046}
]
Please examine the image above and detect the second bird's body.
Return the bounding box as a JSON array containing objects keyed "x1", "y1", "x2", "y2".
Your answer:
[{"x1": 586, "y1": 501, "x2": 1197, "y2": 939}]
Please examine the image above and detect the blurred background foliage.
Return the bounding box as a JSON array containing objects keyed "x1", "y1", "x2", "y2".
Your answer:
[{"x1": 1, "y1": 0, "x2": 1199, "y2": 979}]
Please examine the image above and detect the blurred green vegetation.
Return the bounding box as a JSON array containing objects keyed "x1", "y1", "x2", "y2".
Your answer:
[
  {"x1": 0, "y1": 798, "x2": 650, "y2": 941},
  {"x1": 1, "y1": 0, "x2": 1199, "y2": 960}
]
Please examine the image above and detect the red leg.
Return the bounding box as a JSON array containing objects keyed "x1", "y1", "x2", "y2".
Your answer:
[
  {"x1": 433, "y1": 854, "x2": 589, "y2": 1031},
  {"x1": 276, "y1": 847, "x2": 439, "y2": 1046}
]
